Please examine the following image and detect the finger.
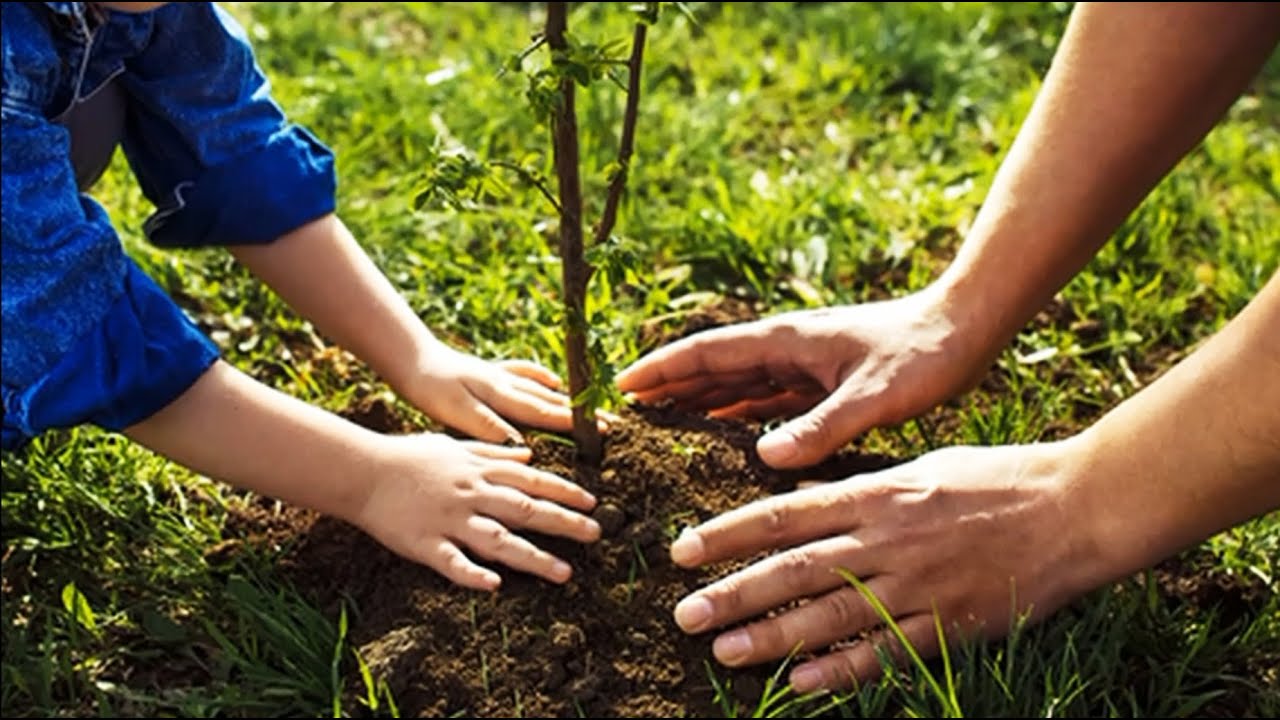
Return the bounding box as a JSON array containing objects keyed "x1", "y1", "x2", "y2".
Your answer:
[
  {"x1": 461, "y1": 516, "x2": 575, "y2": 584},
  {"x1": 678, "y1": 380, "x2": 787, "y2": 413},
  {"x1": 479, "y1": 484, "x2": 601, "y2": 543},
  {"x1": 596, "y1": 408, "x2": 622, "y2": 430},
  {"x1": 669, "y1": 482, "x2": 861, "y2": 567},
  {"x1": 708, "y1": 579, "x2": 899, "y2": 671},
  {"x1": 757, "y1": 381, "x2": 887, "y2": 469},
  {"x1": 458, "y1": 441, "x2": 533, "y2": 462},
  {"x1": 468, "y1": 378, "x2": 574, "y2": 434},
  {"x1": 616, "y1": 322, "x2": 772, "y2": 393},
  {"x1": 672, "y1": 534, "x2": 871, "y2": 634},
  {"x1": 512, "y1": 375, "x2": 572, "y2": 406},
  {"x1": 508, "y1": 378, "x2": 618, "y2": 434},
  {"x1": 497, "y1": 359, "x2": 564, "y2": 390},
  {"x1": 415, "y1": 538, "x2": 501, "y2": 591},
  {"x1": 625, "y1": 368, "x2": 769, "y2": 407},
  {"x1": 788, "y1": 613, "x2": 938, "y2": 694},
  {"x1": 707, "y1": 389, "x2": 823, "y2": 421},
  {"x1": 451, "y1": 394, "x2": 525, "y2": 445},
  {"x1": 483, "y1": 461, "x2": 597, "y2": 512}
]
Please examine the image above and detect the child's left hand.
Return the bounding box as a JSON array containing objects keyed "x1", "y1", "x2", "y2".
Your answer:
[{"x1": 404, "y1": 343, "x2": 603, "y2": 444}]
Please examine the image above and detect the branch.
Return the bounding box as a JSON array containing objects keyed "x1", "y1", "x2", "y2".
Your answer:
[
  {"x1": 488, "y1": 160, "x2": 562, "y2": 214},
  {"x1": 592, "y1": 21, "x2": 649, "y2": 250}
]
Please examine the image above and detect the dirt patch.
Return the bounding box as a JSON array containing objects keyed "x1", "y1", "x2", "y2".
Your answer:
[
  {"x1": 202, "y1": 400, "x2": 1280, "y2": 718},
  {"x1": 265, "y1": 404, "x2": 900, "y2": 718}
]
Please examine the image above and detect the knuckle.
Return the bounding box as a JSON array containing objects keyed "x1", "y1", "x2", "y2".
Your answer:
[
  {"x1": 485, "y1": 522, "x2": 508, "y2": 545},
  {"x1": 453, "y1": 477, "x2": 477, "y2": 495},
  {"x1": 775, "y1": 548, "x2": 816, "y2": 583},
  {"x1": 821, "y1": 589, "x2": 866, "y2": 630},
  {"x1": 763, "y1": 502, "x2": 791, "y2": 540},
  {"x1": 513, "y1": 495, "x2": 538, "y2": 523},
  {"x1": 706, "y1": 576, "x2": 747, "y2": 617}
]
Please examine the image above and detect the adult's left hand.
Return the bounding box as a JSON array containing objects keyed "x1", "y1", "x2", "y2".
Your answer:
[{"x1": 667, "y1": 442, "x2": 1104, "y2": 693}]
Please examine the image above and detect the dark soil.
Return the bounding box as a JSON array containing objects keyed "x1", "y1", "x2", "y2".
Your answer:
[
  {"x1": 269, "y1": 402, "x2": 901, "y2": 718},
  {"x1": 205, "y1": 297, "x2": 1275, "y2": 718}
]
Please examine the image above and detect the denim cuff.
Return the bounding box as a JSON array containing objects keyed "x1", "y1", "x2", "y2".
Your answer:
[
  {"x1": 144, "y1": 124, "x2": 336, "y2": 248},
  {"x1": 2, "y1": 262, "x2": 220, "y2": 450}
]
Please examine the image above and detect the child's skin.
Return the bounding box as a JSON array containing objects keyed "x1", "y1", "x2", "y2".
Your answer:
[{"x1": 3, "y1": 1, "x2": 602, "y2": 591}]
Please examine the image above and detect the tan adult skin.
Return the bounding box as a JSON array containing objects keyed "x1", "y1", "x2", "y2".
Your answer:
[{"x1": 617, "y1": 2, "x2": 1280, "y2": 693}]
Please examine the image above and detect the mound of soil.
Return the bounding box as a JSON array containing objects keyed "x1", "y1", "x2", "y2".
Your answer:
[{"x1": 269, "y1": 402, "x2": 900, "y2": 718}]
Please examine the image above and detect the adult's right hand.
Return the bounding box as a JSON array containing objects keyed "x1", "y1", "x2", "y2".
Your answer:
[{"x1": 616, "y1": 287, "x2": 992, "y2": 468}]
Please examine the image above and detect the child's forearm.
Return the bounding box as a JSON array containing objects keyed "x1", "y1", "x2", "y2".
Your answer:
[
  {"x1": 124, "y1": 360, "x2": 379, "y2": 521},
  {"x1": 936, "y1": 2, "x2": 1280, "y2": 362},
  {"x1": 1066, "y1": 269, "x2": 1280, "y2": 587},
  {"x1": 229, "y1": 214, "x2": 441, "y2": 395}
]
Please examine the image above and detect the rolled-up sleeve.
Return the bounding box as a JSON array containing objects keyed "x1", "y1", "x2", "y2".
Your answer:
[
  {"x1": 120, "y1": 2, "x2": 336, "y2": 249},
  {"x1": 1, "y1": 102, "x2": 219, "y2": 450}
]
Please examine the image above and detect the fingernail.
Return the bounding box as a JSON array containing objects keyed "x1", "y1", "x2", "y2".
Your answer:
[
  {"x1": 713, "y1": 630, "x2": 753, "y2": 666},
  {"x1": 670, "y1": 527, "x2": 705, "y2": 566},
  {"x1": 790, "y1": 665, "x2": 826, "y2": 694},
  {"x1": 673, "y1": 596, "x2": 713, "y2": 632},
  {"x1": 757, "y1": 430, "x2": 798, "y2": 465},
  {"x1": 551, "y1": 560, "x2": 572, "y2": 581}
]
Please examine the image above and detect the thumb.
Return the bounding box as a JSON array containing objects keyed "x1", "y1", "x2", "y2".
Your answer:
[{"x1": 757, "y1": 385, "x2": 881, "y2": 468}]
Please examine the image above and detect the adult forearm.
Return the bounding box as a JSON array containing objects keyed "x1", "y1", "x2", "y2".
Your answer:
[
  {"x1": 1067, "y1": 269, "x2": 1280, "y2": 587},
  {"x1": 124, "y1": 360, "x2": 378, "y2": 521},
  {"x1": 230, "y1": 214, "x2": 442, "y2": 393},
  {"x1": 936, "y1": 2, "x2": 1280, "y2": 359}
]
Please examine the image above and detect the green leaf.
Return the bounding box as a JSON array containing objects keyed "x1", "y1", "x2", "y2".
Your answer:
[{"x1": 61, "y1": 582, "x2": 98, "y2": 634}]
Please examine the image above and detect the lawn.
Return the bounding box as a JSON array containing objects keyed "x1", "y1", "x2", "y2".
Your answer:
[{"x1": 2, "y1": 2, "x2": 1277, "y2": 717}]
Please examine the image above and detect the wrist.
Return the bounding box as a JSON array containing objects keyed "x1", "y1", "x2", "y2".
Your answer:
[
  {"x1": 914, "y1": 280, "x2": 1008, "y2": 392},
  {"x1": 383, "y1": 334, "x2": 452, "y2": 400},
  {"x1": 1051, "y1": 429, "x2": 1168, "y2": 595}
]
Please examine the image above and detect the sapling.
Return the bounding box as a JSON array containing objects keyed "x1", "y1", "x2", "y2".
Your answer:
[
  {"x1": 414, "y1": 3, "x2": 679, "y2": 469},
  {"x1": 543, "y1": 1, "x2": 653, "y2": 465}
]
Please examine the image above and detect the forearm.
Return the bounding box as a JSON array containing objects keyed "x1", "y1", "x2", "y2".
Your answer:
[
  {"x1": 123, "y1": 360, "x2": 381, "y2": 521},
  {"x1": 229, "y1": 214, "x2": 441, "y2": 393},
  {"x1": 1065, "y1": 269, "x2": 1280, "y2": 586},
  {"x1": 935, "y1": 2, "x2": 1280, "y2": 359}
]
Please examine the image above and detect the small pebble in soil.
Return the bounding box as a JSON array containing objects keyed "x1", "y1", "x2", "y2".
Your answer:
[
  {"x1": 591, "y1": 503, "x2": 627, "y2": 538},
  {"x1": 625, "y1": 519, "x2": 661, "y2": 547},
  {"x1": 549, "y1": 621, "x2": 585, "y2": 657},
  {"x1": 543, "y1": 662, "x2": 568, "y2": 690}
]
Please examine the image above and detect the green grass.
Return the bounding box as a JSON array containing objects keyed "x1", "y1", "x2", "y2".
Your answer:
[{"x1": 3, "y1": 2, "x2": 1278, "y2": 717}]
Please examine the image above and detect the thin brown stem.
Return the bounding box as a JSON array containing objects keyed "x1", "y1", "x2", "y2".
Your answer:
[
  {"x1": 593, "y1": 21, "x2": 648, "y2": 250},
  {"x1": 546, "y1": 1, "x2": 601, "y2": 464}
]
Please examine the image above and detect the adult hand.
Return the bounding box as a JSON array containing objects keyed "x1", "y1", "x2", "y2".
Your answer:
[
  {"x1": 667, "y1": 442, "x2": 1101, "y2": 693},
  {"x1": 617, "y1": 288, "x2": 990, "y2": 468}
]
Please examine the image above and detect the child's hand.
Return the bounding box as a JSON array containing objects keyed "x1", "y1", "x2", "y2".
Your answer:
[
  {"x1": 353, "y1": 432, "x2": 601, "y2": 590},
  {"x1": 405, "y1": 343, "x2": 604, "y2": 444}
]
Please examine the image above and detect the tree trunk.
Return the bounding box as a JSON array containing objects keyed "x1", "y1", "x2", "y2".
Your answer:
[{"x1": 546, "y1": 2, "x2": 602, "y2": 465}]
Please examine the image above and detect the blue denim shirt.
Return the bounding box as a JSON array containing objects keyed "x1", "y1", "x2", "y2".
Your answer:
[{"x1": 2, "y1": 2, "x2": 337, "y2": 449}]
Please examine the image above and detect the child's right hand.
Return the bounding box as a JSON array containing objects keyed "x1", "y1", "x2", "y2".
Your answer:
[{"x1": 350, "y1": 432, "x2": 601, "y2": 591}]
